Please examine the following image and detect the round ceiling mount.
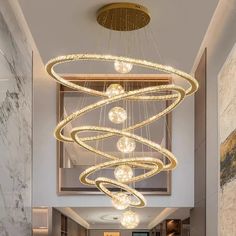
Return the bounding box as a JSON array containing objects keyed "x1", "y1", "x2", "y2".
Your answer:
[
  {"x1": 100, "y1": 214, "x2": 121, "y2": 222},
  {"x1": 97, "y1": 2, "x2": 150, "y2": 31}
]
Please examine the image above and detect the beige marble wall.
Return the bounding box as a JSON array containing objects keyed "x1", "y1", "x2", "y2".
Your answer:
[
  {"x1": 0, "y1": 0, "x2": 32, "y2": 235},
  {"x1": 218, "y1": 43, "x2": 236, "y2": 236}
]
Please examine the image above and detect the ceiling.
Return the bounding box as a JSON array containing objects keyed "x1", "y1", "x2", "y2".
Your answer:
[
  {"x1": 71, "y1": 207, "x2": 190, "y2": 229},
  {"x1": 73, "y1": 207, "x2": 163, "y2": 229},
  {"x1": 18, "y1": 0, "x2": 218, "y2": 74}
]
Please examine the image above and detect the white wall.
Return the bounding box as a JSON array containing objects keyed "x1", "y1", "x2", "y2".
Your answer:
[{"x1": 191, "y1": 0, "x2": 236, "y2": 235}]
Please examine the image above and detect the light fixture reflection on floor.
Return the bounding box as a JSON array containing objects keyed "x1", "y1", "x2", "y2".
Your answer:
[{"x1": 120, "y1": 210, "x2": 140, "y2": 229}]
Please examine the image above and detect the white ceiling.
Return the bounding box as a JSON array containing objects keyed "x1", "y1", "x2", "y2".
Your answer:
[
  {"x1": 69, "y1": 207, "x2": 190, "y2": 229},
  {"x1": 18, "y1": 0, "x2": 218, "y2": 74},
  {"x1": 73, "y1": 207, "x2": 164, "y2": 229}
]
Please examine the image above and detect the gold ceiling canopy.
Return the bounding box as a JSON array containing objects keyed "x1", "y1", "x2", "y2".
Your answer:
[{"x1": 97, "y1": 2, "x2": 150, "y2": 31}]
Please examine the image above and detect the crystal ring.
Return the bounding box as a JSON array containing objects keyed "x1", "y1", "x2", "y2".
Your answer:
[
  {"x1": 45, "y1": 54, "x2": 198, "y2": 99},
  {"x1": 95, "y1": 177, "x2": 147, "y2": 208},
  {"x1": 79, "y1": 157, "x2": 164, "y2": 185},
  {"x1": 55, "y1": 84, "x2": 185, "y2": 143},
  {"x1": 71, "y1": 126, "x2": 177, "y2": 171}
]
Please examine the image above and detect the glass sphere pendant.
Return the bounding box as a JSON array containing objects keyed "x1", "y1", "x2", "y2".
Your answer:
[
  {"x1": 106, "y1": 84, "x2": 124, "y2": 97},
  {"x1": 114, "y1": 60, "x2": 133, "y2": 73},
  {"x1": 112, "y1": 192, "x2": 130, "y2": 210},
  {"x1": 114, "y1": 165, "x2": 134, "y2": 182},
  {"x1": 117, "y1": 137, "x2": 136, "y2": 153},
  {"x1": 120, "y1": 210, "x2": 140, "y2": 229},
  {"x1": 108, "y1": 107, "x2": 127, "y2": 124}
]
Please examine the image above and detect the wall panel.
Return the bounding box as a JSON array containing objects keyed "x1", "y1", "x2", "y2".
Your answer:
[{"x1": 190, "y1": 49, "x2": 207, "y2": 236}]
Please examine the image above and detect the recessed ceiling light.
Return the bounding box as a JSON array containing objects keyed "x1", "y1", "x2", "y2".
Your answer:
[{"x1": 101, "y1": 214, "x2": 121, "y2": 222}]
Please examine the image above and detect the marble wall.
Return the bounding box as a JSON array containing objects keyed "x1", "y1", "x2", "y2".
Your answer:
[
  {"x1": 219, "y1": 43, "x2": 236, "y2": 235},
  {"x1": 0, "y1": 1, "x2": 32, "y2": 235}
]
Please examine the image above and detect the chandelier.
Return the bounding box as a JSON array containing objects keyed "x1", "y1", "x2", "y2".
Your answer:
[{"x1": 45, "y1": 2, "x2": 198, "y2": 229}]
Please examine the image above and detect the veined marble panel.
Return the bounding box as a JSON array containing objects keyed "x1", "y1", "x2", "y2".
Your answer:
[
  {"x1": 219, "y1": 43, "x2": 236, "y2": 236},
  {"x1": 0, "y1": 1, "x2": 32, "y2": 235}
]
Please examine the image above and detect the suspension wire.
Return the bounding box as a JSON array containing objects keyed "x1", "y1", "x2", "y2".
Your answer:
[
  {"x1": 81, "y1": 9, "x2": 173, "y2": 194},
  {"x1": 145, "y1": 24, "x2": 166, "y2": 64}
]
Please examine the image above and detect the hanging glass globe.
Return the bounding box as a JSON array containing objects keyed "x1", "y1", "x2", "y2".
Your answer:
[
  {"x1": 114, "y1": 165, "x2": 134, "y2": 182},
  {"x1": 117, "y1": 137, "x2": 136, "y2": 153},
  {"x1": 112, "y1": 192, "x2": 130, "y2": 210},
  {"x1": 108, "y1": 107, "x2": 127, "y2": 124},
  {"x1": 106, "y1": 84, "x2": 125, "y2": 97},
  {"x1": 120, "y1": 210, "x2": 140, "y2": 229},
  {"x1": 114, "y1": 60, "x2": 133, "y2": 73}
]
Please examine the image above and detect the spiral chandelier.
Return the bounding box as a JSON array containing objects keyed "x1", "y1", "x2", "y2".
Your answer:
[{"x1": 45, "y1": 2, "x2": 199, "y2": 229}]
